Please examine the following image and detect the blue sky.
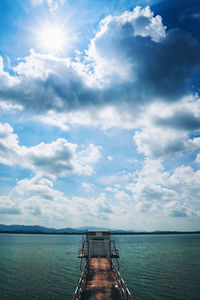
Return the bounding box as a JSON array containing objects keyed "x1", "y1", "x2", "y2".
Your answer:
[{"x1": 0, "y1": 0, "x2": 200, "y2": 230}]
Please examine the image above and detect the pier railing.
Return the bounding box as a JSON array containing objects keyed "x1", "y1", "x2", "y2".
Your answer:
[
  {"x1": 72, "y1": 260, "x2": 89, "y2": 300},
  {"x1": 111, "y1": 260, "x2": 134, "y2": 300},
  {"x1": 111, "y1": 240, "x2": 119, "y2": 257}
]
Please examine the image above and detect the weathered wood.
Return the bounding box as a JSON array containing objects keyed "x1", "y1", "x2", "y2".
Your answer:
[{"x1": 81, "y1": 258, "x2": 121, "y2": 300}]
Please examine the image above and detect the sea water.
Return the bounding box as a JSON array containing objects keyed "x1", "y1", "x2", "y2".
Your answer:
[{"x1": 0, "y1": 234, "x2": 200, "y2": 300}]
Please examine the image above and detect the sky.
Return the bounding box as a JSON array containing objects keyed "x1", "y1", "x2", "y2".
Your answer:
[{"x1": 0, "y1": 0, "x2": 200, "y2": 231}]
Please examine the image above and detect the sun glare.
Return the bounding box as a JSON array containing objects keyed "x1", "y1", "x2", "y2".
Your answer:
[{"x1": 37, "y1": 24, "x2": 67, "y2": 53}]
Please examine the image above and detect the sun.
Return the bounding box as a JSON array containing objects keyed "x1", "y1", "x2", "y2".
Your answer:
[{"x1": 37, "y1": 24, "x2": 67, "y2": 53}]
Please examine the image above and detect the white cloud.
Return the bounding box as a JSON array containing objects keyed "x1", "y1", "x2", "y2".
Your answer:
[
  {"x1": 0, "y1": 122, "x2": 101, "y2": 178},
  {"x1": 196, "y1": 153, "x2": 200, "y2": 163},
  {"x1": 0, "y1": 100, "x2": 23, "y2": 111},
  {"x1": 0, "y1": 176, "x2": 114, "y2": 227},
  {"x1": 99, "y1": 171, "x2": 134, "y2": 186},
  {"x1": 38, "y1": 105, "x2": 138, "y2": 131},
  {"x1": 168, "y1": 166, "x2": 200, "y2": 193},
  {"x1": 1, "y1": 160, "x2": 200, "y2": 229},
  {"x1": 99, "y1": 158, "x2": 200, "y2": 224},
  {"x1": 0, "y1": 6, "x2": 199, "y2": 118},
  {"x1": 35, "y1": 95, "x2": 200, "y2": 162},
  {"x1": 106, "y1": 186, "x2": 131, "y2": 202},
  {"x1": 125, "y1": 159, "x2": 200, "y2": 217},
  {"x1": 0, "y1": 13, "x2": 199, "y2": 189},
  {"x1": 133, "y1": 97, "x2": 200, "y2": 158},
  {"x1": 82, "y1": 182, "x2": 95, "y2": 192},
  {"x1": 0, "y1": 175, "x2": 75, "y2": 225},
  {"x1": 134, "y1": 125, "x2": 200, "y2": 158},
  {"x1": 38, "y1": 96, "x2": 200, "y2": 161},
  {"x1": 87, "y1": 6, "x2": 166, "y2": 86},
  {"x1": 0, "y1": 122, "x2": 20, "y2": 166}
]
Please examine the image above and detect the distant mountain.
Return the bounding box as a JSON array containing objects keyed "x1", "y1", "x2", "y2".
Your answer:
[
  {"x1": 0, "y1": 224, "x2": 133, "y2": 234},
  {"x1": 0, "y1": 224, "x2": 199, "y2": 234},
  {"x1": 0, "y1": 224, "x2": 80, "y2": 233}
]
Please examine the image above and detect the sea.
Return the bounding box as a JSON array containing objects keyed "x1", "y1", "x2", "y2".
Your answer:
[{"x1": 0, "y1": 233, "x2": 200, "y2": 300}]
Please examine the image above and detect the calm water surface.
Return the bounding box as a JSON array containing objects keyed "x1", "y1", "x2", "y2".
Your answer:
[{"x1": 0, "y1": 234, "x2": 200, "y2": 300}]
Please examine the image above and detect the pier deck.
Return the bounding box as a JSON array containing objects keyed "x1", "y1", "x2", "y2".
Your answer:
[{"x1": 81, "y1": 258, "x2": 121, "y2": 300}]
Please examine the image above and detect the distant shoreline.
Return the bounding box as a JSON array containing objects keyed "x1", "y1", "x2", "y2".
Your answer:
[{"x1": 0, "y1": 231, "x2": 200, "y2": 235}]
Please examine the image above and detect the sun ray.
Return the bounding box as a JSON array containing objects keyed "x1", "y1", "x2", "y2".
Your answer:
[{"x1": 36, "y1": 22, "x2": 67, "y2": 53}]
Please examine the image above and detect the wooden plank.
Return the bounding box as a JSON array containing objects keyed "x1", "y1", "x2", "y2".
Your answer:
[{"x1": 81, "y1": 258, "x2": 122, "y2": 300}]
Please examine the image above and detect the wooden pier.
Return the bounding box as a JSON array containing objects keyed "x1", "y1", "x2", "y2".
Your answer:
[
  {"x1": 72, "y1": 230, "x2": 133, "y2": 300},
  {"x1": 81, "y1": 257, "x2": 121, "y2": 300}
]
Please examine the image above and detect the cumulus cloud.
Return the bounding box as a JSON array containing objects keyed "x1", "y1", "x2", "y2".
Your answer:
[
  {"x1": 124, "y1": 159, "x2": 200, "y2": 217},
  {"x1": 0, "y1": 175, "x2": 114, "y2": 226},
  {"x1": 0, "y1": 100, "x2": 22, "y2": 111},
  {"x1": 38, "y1": 96, "x2": 200, "y2": 160},
  {"x1": 0, "y1": 6, "x2": 199, "y2": 162},
  {"x1": 196, "y1": 153, "x2": 200, "y2": 163},
  {"x1": 87, "y1": 6, "x2": 200, "y2": 101},
  {"x1": 0, "y1": 6, "x2": 199, "y2": 116},
  {"x1": 99, "y1": 158, "x2": 200, "y2": 222},
  {"x1": 0, "y1": 122, "x2": 19, "y2": 165},
  {"x1": 1, "y1": 159, "x2": 199, "y2": 228},
  {"x1": 37, "y1": 94, "x2": 200, "y2": 159},
  {"x1": 0, "y1": 122, "x2": 101, "y2": 178},
  {"x1": 38, "y1": 105, "x2": 138, "y2": 131},
  {"x1": 1, "y1": 4, "x2": 200, "y2": 230},
  {"x1": 82, "y1": 182, "x2": 95, "y2": 192},
  {"x1": 106, "y1": 186, "x2": 131, "y2": 202},
  {"x1": 0, "y1": 194, "x2": 21, "y2": 215},
  {"x1": 0, "y1": 175, "x2": 74, "y2": 224},
  {"x1": 132, "y1": 96, "x2": 200, "y2": 158},
  {"x1": 134, "y1": 125, "x2": 200, "y2": 158},
  {"x1": 168, "y1": 165, "x2": 200, "y2": 193}
]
